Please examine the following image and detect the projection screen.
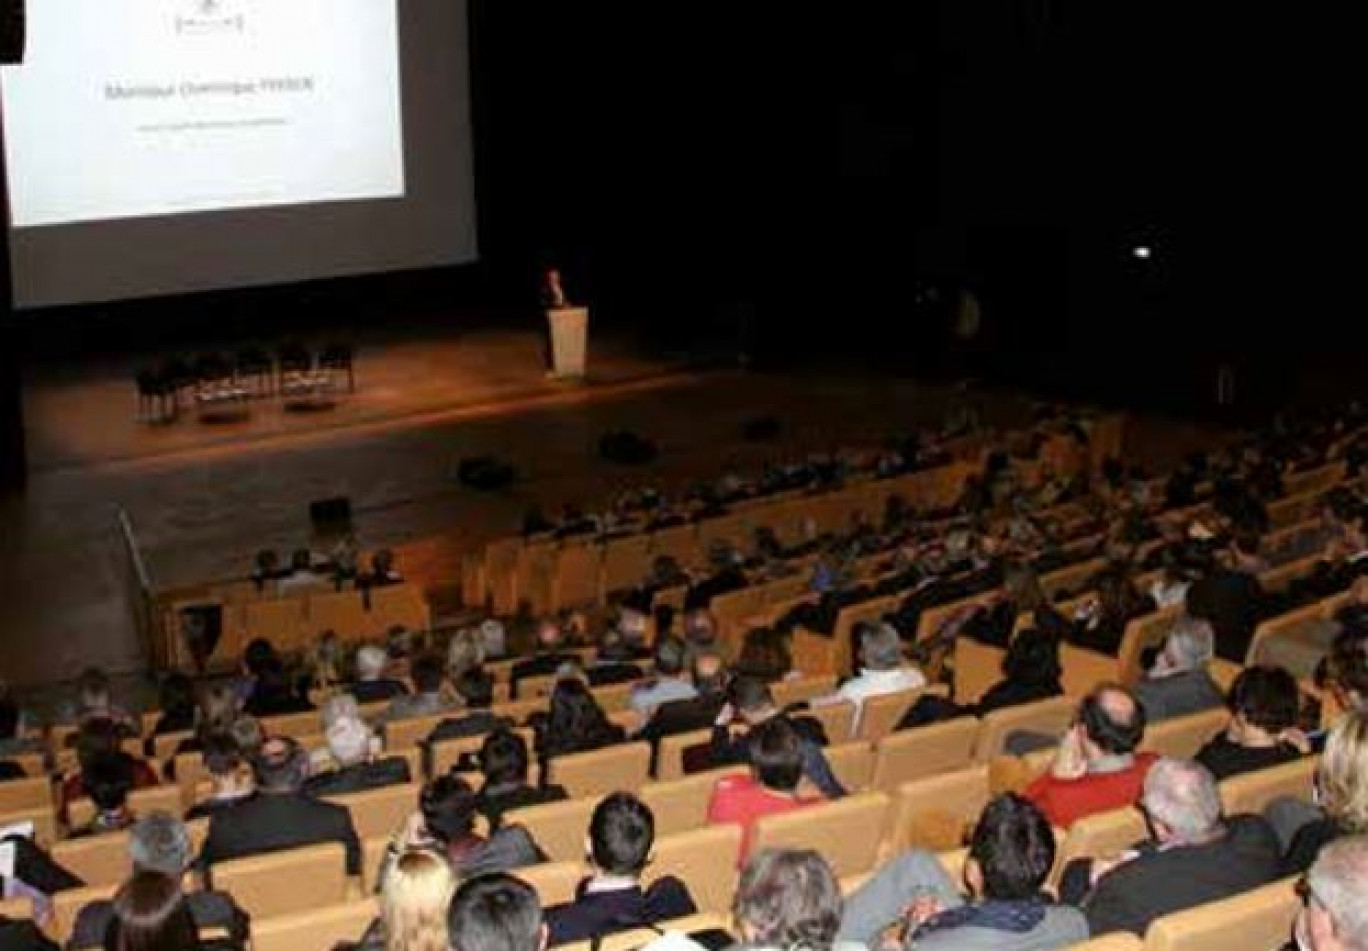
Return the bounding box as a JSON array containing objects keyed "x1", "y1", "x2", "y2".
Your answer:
[{"x1": 0, "y1": 0, "x2": 477, "y2": 308}]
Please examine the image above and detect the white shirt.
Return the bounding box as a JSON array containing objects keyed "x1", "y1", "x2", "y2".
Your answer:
[{"x1": 833, "y1": 666, "x2": 926, "y2": 733}]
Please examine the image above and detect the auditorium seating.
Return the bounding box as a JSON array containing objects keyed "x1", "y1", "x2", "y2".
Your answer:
[
  {"x1": 250, "y1": 897, "x2": 379, "y2": 951},
  {"x1": 211, "y1": 841, "x2": 350, "y2": 919},
  {"x1": 1141, "y1": 877, "x2": 1299, "y2": 951},
  {"x1": 750, "y1": 792, "x2": 891, "y2": 877},
  {"x1": 544, "y1": 742, "x2": 652, "y2": 798}
]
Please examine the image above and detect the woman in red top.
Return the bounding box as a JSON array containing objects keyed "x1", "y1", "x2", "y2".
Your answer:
[{"x1": 706, "y1": 717, "x2": 825, "y2": 863}]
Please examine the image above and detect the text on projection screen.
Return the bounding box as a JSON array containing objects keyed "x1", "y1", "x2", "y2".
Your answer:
[{"x1": 1, "y1": 0, "x2": 405, "y2": 228}]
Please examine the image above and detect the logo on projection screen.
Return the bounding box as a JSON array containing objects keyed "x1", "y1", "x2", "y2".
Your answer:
[{"x1": 175, "y1": 0, "x2": 244, "y2": 35}]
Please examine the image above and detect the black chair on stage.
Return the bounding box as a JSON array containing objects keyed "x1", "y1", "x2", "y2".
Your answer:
[
  {"x1": 234, "y1": 346, "x2": 274, "y2": 397},
  {"x1": 319, "y1": 342, "x2": 356, "y2": 392}
]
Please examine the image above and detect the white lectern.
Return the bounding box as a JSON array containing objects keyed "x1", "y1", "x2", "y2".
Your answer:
[{"x1": 546, "y1": 306, "x2": 589, "y2": 380}]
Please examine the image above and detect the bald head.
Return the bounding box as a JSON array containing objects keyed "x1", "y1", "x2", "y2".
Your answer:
[
  {"x1": 1080, "y1": 686, "x2": 1146, "y2": 758},
  {"x1": 692, "y1": 650, "x2": 726, "y2": 696},
  {"x1": 1142, "y1": 758, "x2": 1223, "y2": 842}
]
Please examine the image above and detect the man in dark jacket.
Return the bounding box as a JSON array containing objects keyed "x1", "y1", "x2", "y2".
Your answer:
[
  {"x1": 472, "y1": 729, "x2": 568, "y2": 830},
  {"x1": 1186, "y1": 560, "x2": 1266, "y2": 663},
  {"x1": 637, "y1": 650, "x2": 729, "y2": 774},
  {"x1": 545, "y1": 793, "x2": 695, "y2": 945},
  {"x1": 200, "y1": 736, "x2": 361, "y2": 875},
  {"x1": 1064, "y1": 757, "x2": 1282, "y2": 936}
]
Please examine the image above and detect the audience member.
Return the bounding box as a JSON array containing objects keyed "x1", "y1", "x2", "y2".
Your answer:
[
  {"x1": 1068, "y1": 569, "x2": 1155, "y2": 655},
  {"x1": 424, "y1": 669, "x2": 511, "y2": 746},
  {"x1": 446, "y1": 628, "x2": 487, "y2": 684},
  {"x1": 242, "y1": 655, "x2": 313, "y2": 717},
  {"x1": 101, "y1": 870, "x2": 203, "y2": 951},
  {"x1": 545, "y1": 793, "x2": 696, "y2": 944},
  {"x1": 1294, "y1": 835, "x2": 1368, "y2": 951},
  {"x1": 72, "y1": 812, "x2": 248, "y2": 951},
  {"x1": 705, "y1": 675, "x2": 845, "y2": 798},
  {"x1": 61, "y1": 720, "x2": 159, "y2": 823},
  {"x1": 839, "y1": 795, "x2": 1087, "y2": 951},
  {"x1": 0, "y1": 680, "x2": 40, "y2": 758},
  {"x1": 1023, "y1": 685, "x2": 1156, "y2": 828},
  {"x1": 69, "y1": 667, "x2": 137, "y2": 736},
  {"x1": 1134, "y1": 615, "x2": 1224, "y2": 722},
  {"x1": 385, "y1": 653, "x2": 458, "y2": 723},
  {"x1": 630, "y1": 636, "x2": 698, "y2": 716},
  {"x1": 1065, "y1": 758, "x2": 1281, "y2": 936},
  {"x1": 305, "y1": 713, "x2": 411, "y2": 796},
  {"x1": 200, "y1": 736, "x2": 361, "y2": 874},
  {"x1": 353, "y1": 646, "x2": 410, "y2": 704},
  {"x1": 731, "y1": 849, "x2": 848, "y2": 951},
  {"x1": 533, "y1": 679, "x2": 626, "y2": 774},
  {"x1": 1196, "y1": 665, "x2": 1308, "y2": 780},
  {"x1": 637, "y1": 649, "x2": 729, "y2": 756},
  {"x1": 472, "y1": 728, "x2": 568, "y2": 829},
  {"x1": 184, "y1": 734, "x2": 255, "y2": 821},
  {"x1": 1186, "y1": 542, "x2": 1267, "y2": 662},
  {"x1": 976, "y1": 627, "x2": 1065, "y2": 716},
  {"x1": 1282, "y1": 709, "x2": 1368, "y2": 874},
  {"x1": 707, "y1": 718, "x2": 826, "y2": 863},
  {"x1": 511, "y1": 619, "x2": 577, "y2": 698},
  {"x1": 448, "y1": 874, "x2": 545, "y2": 951},
  {"x1": 150, "y1": 673, "x2": 197, "y2": 736},
  {"x1": 354, "y1": 848, "x2": 456, "y2": 951},
  {"x1": 735, "y1": 627, "x2": 795, "y2": 684},
  {"x1": 71, "y1": 751, "x2": 138, "y2": 837},
  {"x1": 822, "y1": 623, "x2": 925, "y2": 734}
]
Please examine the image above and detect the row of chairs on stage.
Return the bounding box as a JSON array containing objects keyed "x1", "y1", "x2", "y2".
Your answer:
[{"x1": 135, "y1": 342, "x2": 357, "y2": 422}]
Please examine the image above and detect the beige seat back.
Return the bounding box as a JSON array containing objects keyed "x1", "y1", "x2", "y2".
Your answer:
[
  {"x1": 1220, "y1": 756, "x2": 1319, "y2": 816},
  {"x1": 325, "y1": 781, "x2": 421, "y2": 841},
  {"x1": 974, "y1": 696, "x2": 1075, "y2": 761},
  {"x1": 772, "y1": 675, "x2": 838, "y2": 708},
  {"x1": 52, "y1": 831, "x2": 133, "y2": 888},
  {"x1": 871, "y1": 717, "x2": 981, "y2": 792},
  {"x1": 804, "y1": 701, "x2": 856, "y2": 744},
  {"x1": 646, "y1": 824, "x2": 743, "y2": 916},
  {"x1": 211, "y1": 841, "x2": 349, "y2": 919},
  {"x1": 638, "y1": 766, "x2": 746, "y2": 837},
  {"x1": 656, "y1": 728, "x2": 714, "y2": 782},
  {"x1": 260, "y1": 710, "x2": 322, "y2": 740},
  {"x1": 751, "y1": 792, "x2": 891, "y2": 877},
  {"x1": 1140, "y1": 708, "x2": 1229, "y2": 760},
  {"x1": 429, "y1": 726, "x2": 537, "y2": 777},
  {"x1": 885, "y1": 764, "x2": 993, "y2": 854},
  {"x1": 1050, "y1": 805, "x2": 1148, "y2": 889},
  {"x1": 1057, "y1": 935, "x2": 1143, "y2": 951},
  {"x1": 68, "y1": 784, "x2": 184, "y2": 830},
  {"x1": 545, "y1": 743, "x2": 651, "y2": 799},
  {"x1": 953, "y1": 639, "x2": 1007, "y2": 706},
  {"x1": 0, "y1": 806, "x2": 56, "y2": 847},
  {"x1": 50, "y1": 884, "x2": 118, "y2": 944},
  {"x1": 504, "y1": 796, "x2": 599, "y2": 863},
  {"x1": 383, "y1": 714, "x2": 446, "y2": 752},
  {"x1": 818, "y1": 741, "x2": 875, "y2": 794},
  {"x1": 0, "y1": 776, "x2": 51, "y2": 814},
  {"x1": 518, "y1": 859, "x2": 589, "y2": 908},
  {"x1": 0, "y1": 896, "x2": 30, "y2": 920},
  {"x1": 250, "y1": 898, "x2": 380, "y2": 951},
  {"x1": 1142, "y1": 877, "x2": 1298, "y2": 951},
  {"x1": 858, "y1": 688, "x2": 933, "y2": 742}
]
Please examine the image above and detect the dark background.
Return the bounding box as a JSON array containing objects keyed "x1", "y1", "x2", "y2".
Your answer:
[{"x1": 0, "y1": 0, "x2": 1357, "y2": 489}]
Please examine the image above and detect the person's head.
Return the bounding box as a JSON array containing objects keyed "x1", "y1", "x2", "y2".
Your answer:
[
  {"x1": 455, "y1": 668, "x2": 495, "y2": 710},
  {"x1": 103, "y1": 871, "x2": 199, "y2": 951},
  {"x1": 1324, "y1": 628, "x2": 1368, "y2": 712},
  {"x1": 242, "y1": 639, "x2": 278, "y2": 678},
  {"x1": 195, "y1": 683, "x2": 239, "y2": 738},
  {"x1": 747, "y1": 717, "x2": 803, "y2": 793},
  {"x1": 858, "y1": 623, "x2": 905, "y2": 673},
  {"x1": 410, "y1": 653, "x2": 446, "y2": 696},
  {"x1": 692, "y1": 650, "x2": 727, "y2": 697},
  {"x1": 1318, "y1": 709, "x2": 1368, "y2": 834},
  {"x1": 1096, "y1": 568, "x2": 1143, "y2": 623},
  {"x1": 1152, "y1": 616, "x2": 1216, "y2": 677},
  {"x1": 381, "y1": 849, "x2": 457, "y2": 951},
  {"x1": 128, "y1": 812, "x2": 191, "y2": 878},
  {"x1": 420, "y1": 774, "x2": 479, "y2": 846},
  {"x1": 357, "y1": 646, "x2": 389, "y2": 682},
  {"x1": 684, "y1": 610, "x2": 717, "y2": 646},
  {"x1": 1001, "y1": 628, "x2": 1062, "y2": 688},
  {"x1": 733, "y1": 849, "x2": 842, "y2": 951},
  {"x1": 1299, "y1": 835, "x2": 1368, "y2": 951},
  {"x1": 228, "y1": 716, "x2": 263, "y2": 757},
  {"x1": 158, "y1": 674, "x2": 194, "y2": 716},
  {"x1": 387, "y1": 626, "x2": 415, "y2": 661},
  {"x1": 75, "y1": 718, "x2": 124, "y2": 772},
  {"x1": 447, "y1": 629, "x2": 487, "y2": 681},
  {"x1": 1140, "y1": 757, "x2": 1224, "y2": 845},
  {"x1": 1228, "y1": 665, "x2": 1301, "y2": 742},
  {"x1": 86, "y1": 751, "x2": 135, "y2": 814},
  {"x1": 546, "y1": 678, "x2": 611, "y2": 741},
  {"x1": 729, "y1": 675, "x2": 778, "y2": 724},
  {"x1": 1003, "y1": 563, "x2": 1045, "y2": 612},
  {"x1": 252, "y1": 736, "x2": 310, "y2": 794},
  {"x1": 478, "y1": 728, "x2": 531, "y2": 788},
  {"x1": 326, "y1": 715, "x2": 375, "y2": 769},
  {"x1": 737, "y1": 627, "x2": 792, "y2": 683},
  {"x1": 201, "y1": 733, "x2": 250, "y2": 795},
  {"x1": 78, "y1": 667, "x2": 112, "y2": 712},
  {"x1": 448, "y1": 874, "x2": 545, "y2": 951},
  {"x1": 588, "y1": 793, "x2": 655, "y2": 878},
  {"x1": 965, "y1": 795, "x2": 1056, "y2": 901},
  {"x1": 653, "y1": 636, "x2": 687, "y2": 679},
  {"x1": 1078, "y1": 685, "x2": 1146, "y2": 760},
  {"x1": 535, "y1": 618, "x2": 564, "y2": 653},
  {"x1": 321, "y1": 694, "x2": 361, "y2": 732}
]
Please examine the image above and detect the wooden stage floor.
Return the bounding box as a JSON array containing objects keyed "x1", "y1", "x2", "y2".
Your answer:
[{"x1": 1, "y1": 328, "x2": 1035, "y2": 691}]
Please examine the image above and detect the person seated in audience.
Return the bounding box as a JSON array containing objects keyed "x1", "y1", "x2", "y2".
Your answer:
[
  {"x1": 70, "y1": 751, "x2": 139, "y2": 837},
  {"x1": 1146, "y1": 543, "x2": 1206, "y2": 610},
  {"x1": 1280, "y1": 709, "x2": 1368, "y2": 875},
  {"x1": 637, "y1": 649, "x2": 729, "y2": 758},
  {"x1": 685, "y1": 541, "x2": 749, "y2": 612},
  {"x1": 447, "y1": 628, "x2": 487, "y2": 684},
  {"x1": 305, "y1": 711, "x2": 411, "y2": 797},
  {"x1": 1066, "y1": 568, "x2": 1155, "y2": 655},
  {"x1": 839, "y1": 794, "x2": 1087, "y2": 951},
  {"x1": 353, "y1": 847, "x2": 456, "y2": 951},
  {"x1": 1062, "y1": 757, "x2": 1282, "y2": 936},
  {"x1": 707, "y1": 718, "x2": 826, "y2": 863},
  {"x1": 961, "y1": 563, "x2": 1058, "y2": 648},
  {"x1": 1185, "y1": 531, "x2": 1268, "y2": 662},
  {"x1": 532, "y1": 678, "x2": 626, "y2": 776},
  {"x1": 167, "y1": 681, "x2": 240, "y2": 765},
  {"x1": 383, "y1": 775, "x2": 543, "y2": 884},
  {"x1": 511, "y1": 618, "x2": 577, "y2": 698},
  {"x1": 732, "y1": 849, "x2": 850, "y2": 951},
  {"x1": 0, "y1": 680, "x2": 41, "y2": 758},
  {"x1": 242, "y1": 654, "x2": 314, "y2": 717},
  {"x1": 449, "y1": 874, "x2": 545, "y2": 951},
  {"x1": 384, "y1": 653, "x2": 458, "y2": 723},
  {"x1": 351, "y1": 645, "x2": 410, "y2": 705},
  {"x1": 735, "y1": 627, "x2": 797, "y2": 683},
  {"x1": 588, "y1": 626, "x2": 648, "y2": 686},
  {"x1": 66, "y1": 667, "x2": 138, "y2": 737},
  {"x1": 72, "y1": 812, "x2": 248, "y2": 951},
  {"x1": 819, "y1": 623, "x2": 925, "y2": 734},
  {"x1": 184, "y1": 734, "x2": 255, "y2": 821},
  {"x1": 100, "y1": 870, "x2": 204, "y2": 951},
  {"x1": 423, "y1": 669, "x2": 511, "y2": 749},
  {"x1": 1023, "y1": 685, "x2": 1156, "y2": 828},
  {"x1": 630, "y1": 636, "x2": 697, "y2": 716},
  {"x1": 545, "y1": 793, "x2": 696, "y2": 944},
  {"x1": 150, "y1": 673, "x2": 197, "y2": 737},
  {"x1": 277, "y1": 548, "x2": 325, "y2": 593},
  {"x1": 302, "y1": 630, "x2": 345, "y2": 695},
  {"x1": 1293, "y1": 835, "x2": 1368, "y2": 951},
  {"x1": 704, "y1": 675, "x2": 845, "y2": 798},
  {"x1": 1196, "y1": 665, "x2": 1309, "y2": 780},
  {"x1": 232, "y1": 638, "x2": 277, "y2": 705},
  {"x1": 384, "y1": 627, "x2": 420, "y2": 682},
  {"x1": 682, "y1": 608, "x2": 719, "y2": 661},
  {"x1": 199, "y1": 736, "x2": 361, "y2": 875},
  {"x1": 1321, "y1": 624, "x2": 1368, "y2": 714},
  {"x1": 472, "y1": 728, "x2": 568, "y2": 829},
  {"x1": 1227, "y1": 525, "x2": 1271, "y2": 576},
  {"x1": 61, "y1": 719, "x2": 160, "y2": 823},
  {"x1": 1133, "y1": 615, "x2": 1225, "y2": 722}
]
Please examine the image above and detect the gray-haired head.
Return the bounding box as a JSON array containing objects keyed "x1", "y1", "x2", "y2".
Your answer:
[
  {"x1": 1141, "y1": 757, "x2": 1223, "y2": 842},
  {"x1": 321, "y1": 693, "x2": 360, "y2": 732},
  {"x1": 1161, "y1": 615, "x2": 1215, "y2": 672},
  {"x1": 1306, "y1": 835, "x2": 1368, "y2": 951},
  {"x1": 128, "y1": 811, "x2": 191, "y2": 877},
  {"x1": 356, "y1": 645, "x2": 388, "y2": 681},
  {"x1": 859, "y1": 623, "x2": 905, "y2": 672}
]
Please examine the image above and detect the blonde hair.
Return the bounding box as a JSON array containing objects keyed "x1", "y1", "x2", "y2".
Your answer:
[
  {"x1": 382, "y1": 850, "x2": 457, "y2": 951},
  {"x1": 447, "y1": 629, "x2": 487, "y2": 681},
  {"x1": 1320, "y1": 709, "x2": 1368, "y2": 833}
]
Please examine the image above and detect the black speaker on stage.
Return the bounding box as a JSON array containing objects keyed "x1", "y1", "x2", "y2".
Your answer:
[
  {"x1": 1, "y1": 0, "x2": 25, "y2": 65},
  {"x1": 309, "y1": 496, "x2": 353, "y2": 536}
]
